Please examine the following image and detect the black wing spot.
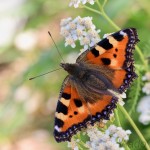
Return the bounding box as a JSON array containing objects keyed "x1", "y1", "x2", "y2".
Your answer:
[
  {"x1": 69, "y1": 115, "x2": 73, "y2": 118},
  {"x1": 62, "y1": 93, "x2": 71, "y2": 100},
  {"x1": 98, "y1": 38, "x2": 113, "y2": 50},
  {"x1": 55, "y1": 118, "x2": 64, "y2": 128},
  {"x1": 56, "y1": 101, "x2": 68, "y2": 115},
  {"x1": 91, "y1": 48, "x2": 99, "y2": 57},
  {"x1": 112, "y1": 33, "x2": 124, "y2": 41},
  {"x1": 115, "y1": 48, "x2": 118, "y2": 52},
  {"x1": 113, "y1": 54, "x2": 117, "y2": 58},
  {"x1": 101, "y1": 58, "x2": 111, "y2": 65},
  {"x1": 74, "y1": 99, "x2": 83, "y2": 107},
  {"x1": 74, "y1": 111, "x2": 78, "y2": 115}
]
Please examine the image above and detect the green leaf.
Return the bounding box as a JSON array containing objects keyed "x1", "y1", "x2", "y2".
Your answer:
[{"x1": 127, "y1": 70, "x2": 142, "y2": 115}]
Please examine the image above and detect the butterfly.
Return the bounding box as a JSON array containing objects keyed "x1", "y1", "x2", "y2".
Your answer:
[{"x1": 53, "y1": 28, "x2": 139, "y2": 142}]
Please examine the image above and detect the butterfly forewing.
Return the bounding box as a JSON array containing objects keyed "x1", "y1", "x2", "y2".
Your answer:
[{"x1": 77, "y1": 28, "x2": 139, "y2": 93}]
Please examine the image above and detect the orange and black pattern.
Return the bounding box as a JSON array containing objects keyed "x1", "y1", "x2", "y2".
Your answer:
[{"x1": 54, "y1": 28, "x2": 139, "y2": 142}]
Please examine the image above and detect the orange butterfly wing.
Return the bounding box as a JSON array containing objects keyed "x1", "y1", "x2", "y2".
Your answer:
[
  {"x1": 54, "y1": 77, "x2": 90, "y2": 142},
  {"x1": 77, "y1": 28, "x2": 139, "y2": 93},
  {"x1": 54, "y1": 77, "x2": 117, "y2": 142}
]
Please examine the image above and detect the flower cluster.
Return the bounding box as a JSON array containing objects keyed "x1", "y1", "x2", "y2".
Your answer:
[
  {"x1": 137, "y1": 72, "x2": 150, "y2": 125},
  {"x1": 86, "y1": 125, "x2": 131, "y2": 150},
  {"x1": 69, "y1": 0, "x2": 96, "y2": 8},
  {"x1": 60, "y1": 16, "x2": 100, "y2": 50},
  {"x1": 137, "y1": 95, "x2": 150, "y2": 125},
  {"x1": 142, "y1": 72, "x2": 150, "y2": 95}
]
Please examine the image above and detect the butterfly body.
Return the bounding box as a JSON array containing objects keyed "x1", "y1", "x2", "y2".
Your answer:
[
  {"x1": 54, "y1": 28, "x2": 139, "y2": 142},
  {"x1": 61, "y1": 62, "x2": 119, "y2": 103}
]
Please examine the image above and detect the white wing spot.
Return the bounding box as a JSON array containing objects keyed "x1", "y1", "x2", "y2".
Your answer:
[
  {"x1": 120, "y1": 31, "x2": 127, "y2": 36},
  {"x1": 107, "y1": 36, "x2": 118, "y2": 47},
  {"x1": 55, "y1": 125, "x2": 61, "y2": 132},
  {"x1": 95, "y1": 45, "x2": 106, "y2": 55},
  {"x1": 60, "y1": 98, "x2": 70, "y2": 107},
  {"x1": 55, "y1": 112, "x2": 68, "y2": 120}
]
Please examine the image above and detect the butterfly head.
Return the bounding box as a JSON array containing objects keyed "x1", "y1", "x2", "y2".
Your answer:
[
  {"x1": 60, "y1": 63, "x2": 69, "y2": 70},
  {"x1": 60, "y1": 62, "x2": 85, "y2": 78},
  {"x1": 60, "y1": 62, "x2": 78, "y2": 73}
]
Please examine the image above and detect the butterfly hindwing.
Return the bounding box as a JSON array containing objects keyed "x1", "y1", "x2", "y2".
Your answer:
[
  {"x1": 54, "y1": 77, "x2": 90, "y2": 142},
  {"x1": 54, "y1": 78, "x2": 118, "y2": 142}
]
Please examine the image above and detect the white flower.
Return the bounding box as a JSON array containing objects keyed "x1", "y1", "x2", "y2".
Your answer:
[
  {"x1": 142, "y1": 82, "x2": 150, "y2": 95},
  {"x1": 142, "y1": 72, "x2": 150, "y2": 81},
  {"x1": 14, "y1": 86, "x2": 31, "y2": 102},
  {"x1": 106, "y1": 125, "x2": 117, "y2": 135},
  {"x1": 142, "y1": 72, "x2": 150, "y2": 95},
  {"x1": 65, "y1": 36, "x2": 76, "y2": 48},
  {"x1": 120, "y1": 92, "x2": 126, "y2": 99},
  {"x1": 67, "y1": 142, "x2": 71, "y2": 148},
  {"x1": 68, "y1": 138, "x2": 79, "y2": 150},
  {"x1": 76, "y1": 139, "x2": 80, "y2": 142},
  {"x1": 114, "y1": 129, "x2": 130, "y2": 142},
  {"x1": 86, "y1": 125, "x2": 131, "y2": 150},
  {"x1": 69, "y1": 0, "x2": 96, "y2": 8},
  {"x1": 80, "y1": 36, "x2": 90, "y2": 50},
  {"x1": 74, "y1": 146, "x2": 79, "y2": 150},
  {"x1": 66, "y1": 52, "x2": 78, "y2": 63},
  {"x1": 139, "y1": 113, "x2": 150, "y2": 125},
  {"x1": 60, "y1": 17, "x2": 72, "y2": 26},
  {"x1": 69, "y1": 0, "x2": 80, "y2": 8},
  {"x1": 60, "y1": 16, "x2": 100, "y2": 50},
  {"x1": 137, "y1": 95, "x2": 150, "y2": 125},
  {"x1": 14, "y1": 30, "x2": 38, "y2": 51},
  {"x1": 107, "y1": 125, "x2": 131, "y2": 142},
  {"x1": 102, "y1": 119, "x2": 108, "y2": 124}
]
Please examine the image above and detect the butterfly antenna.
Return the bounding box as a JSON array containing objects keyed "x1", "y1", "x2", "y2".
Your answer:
[
  {"x1": 29, "y1": 68, "x2": 62, "y2": 80},
  {"x1": 48, "y1": 31, "x2": 65, "y2": 63}
]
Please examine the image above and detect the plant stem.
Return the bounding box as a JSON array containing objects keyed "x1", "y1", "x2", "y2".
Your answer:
[
  {"x1": 82, "y1": 5, "x2": 102, "y2": 15},
  {"x1": 102, "y1": 0, "x2": 108, "y2": 8},
  {"x1": 135, "y1": 45, "x2": 148, "y2": 70},
  {"x1": 101, "y1": 11, "x2": 120, "y2": 30},
  {"x1": 129, "y1": 70, "x2": 141, "y2": 115},
  {"x1": 114, "y1": 109, "x2": 121, "y2": 126},
  {"x1": 77, "y1": 134, "x2": 88, "y2": 149},
  {"x1": 96, "y1": 0, "x2": 103, "y2": 11},
  {"x1": 122, "y1": 141, "x2": 131, "y2": 150},
  {"x1": 118, "y1": 105, "x2": 150, "y2": 150},
  {"x1": 115, "y1": 109, "x2": 131, "y2": 150},
  {"x1": 96, "y1": 0, "x2": 120, "y2": 30}
]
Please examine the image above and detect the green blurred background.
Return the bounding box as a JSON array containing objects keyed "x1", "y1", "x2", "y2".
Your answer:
[{"x1": 0, "y1": 0, "x2": 150, "y2": 150}]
